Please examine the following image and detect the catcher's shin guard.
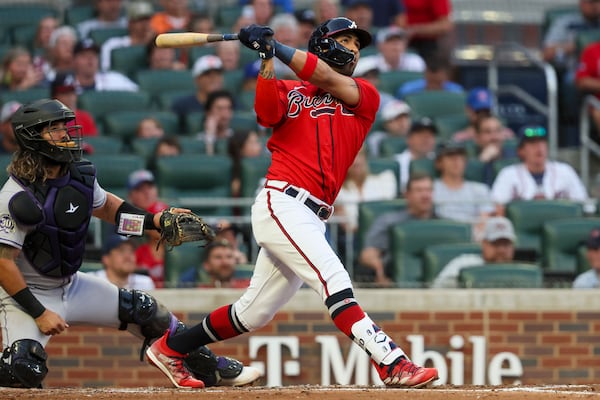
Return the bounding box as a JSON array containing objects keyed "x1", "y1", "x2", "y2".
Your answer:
[{"x1": 0, "y1": 339, "x2": 48, "y2": 388}]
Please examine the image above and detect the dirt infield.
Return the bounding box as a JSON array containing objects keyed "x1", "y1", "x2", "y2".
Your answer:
[{"x1": 2, "y1": 385, "x2": 600, "y2": 399}]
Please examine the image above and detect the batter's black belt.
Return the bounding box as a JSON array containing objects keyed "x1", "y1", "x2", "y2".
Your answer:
[{"x1": 284, "y1": 187, "x2": 332, "y2": 220}]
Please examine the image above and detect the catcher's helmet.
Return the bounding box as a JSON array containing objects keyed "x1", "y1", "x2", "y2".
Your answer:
[
  {"x1": 308, "y1": 17, "x2": 372, "y2": 67},
  {"x1": 11, "y1": 99, "x2": 82, "y2": 163}
]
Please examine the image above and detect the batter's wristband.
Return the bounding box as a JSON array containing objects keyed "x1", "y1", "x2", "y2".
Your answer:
[
  {"x1": 12, "y1": 287, "x2": 46, "y2": 319},
  {"x1": 297, "y1": 52, "x2": 318, "y2": 81},
  {"x1": 273, "y1": 41, "x2": 295, "y2": 65}
]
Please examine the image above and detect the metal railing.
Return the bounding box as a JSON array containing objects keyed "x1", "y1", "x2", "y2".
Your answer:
[{"x1": 487, "y1": 42, "x2": 559, "y2": 160}]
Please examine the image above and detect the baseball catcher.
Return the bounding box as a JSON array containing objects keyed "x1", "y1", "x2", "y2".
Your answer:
[{"x1": 0, "y1": 99, "x2": 259, "y2": 388}]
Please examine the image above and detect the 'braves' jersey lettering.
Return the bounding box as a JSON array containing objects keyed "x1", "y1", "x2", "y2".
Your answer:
[{"x1": 287, "y1": 90, "x2": 353, "y2": 118}]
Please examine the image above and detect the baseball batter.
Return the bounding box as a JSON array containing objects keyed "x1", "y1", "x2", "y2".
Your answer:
[
  {"x1": 0, "y1": 99, "x2": 259, "y2": 388},
  {"x1": 146, "y1": 18, "x2": 438, "y2": 389}
]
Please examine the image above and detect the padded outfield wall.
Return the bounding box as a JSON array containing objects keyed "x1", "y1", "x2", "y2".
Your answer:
[{"x1": 39, "y1": 289, "x2": 600, "y2": 387}]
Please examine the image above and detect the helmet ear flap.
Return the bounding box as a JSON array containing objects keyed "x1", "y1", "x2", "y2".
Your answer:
[{"x1": 308, "y1": 36, "x2": 355, "y2": 67}]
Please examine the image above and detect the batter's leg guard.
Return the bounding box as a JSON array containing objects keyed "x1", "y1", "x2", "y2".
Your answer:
[{"x1": 0, "y1": 339, "x2": 48, "y2": 388}]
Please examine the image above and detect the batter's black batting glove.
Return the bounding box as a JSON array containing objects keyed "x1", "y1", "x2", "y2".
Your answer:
[{"x1": 239, "y1": 24, "x2": 275, "y2": 59}]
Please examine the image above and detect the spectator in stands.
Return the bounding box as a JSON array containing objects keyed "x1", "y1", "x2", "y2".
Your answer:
[
  {"x1": 394, "y1": 117, "x2": 437, "y2": 193},
  {"x1": 78, "y1": 0, "x2": 127, "y2": 39},
  {"x1": 366, "y1": 99, "x2": 411, "y2": 157},
  {"x1": 187, "y1": 12, "x2": 216, "y2": 34},
  {"x1": 314, "y1": 0, "x2": 341, "y2": 24},
  {"x1": 491, "y1": 125, "x2": 588, "y2": 216},
  {"x1": 352, "y1": 57, "x2": 395, "y2": 111},
  {"x1": 33, "y1": 16, "x2": 59, "y2": 56},
  {"x1": 242, "y1": 59, "x2": 261, "y2": 92},
  {"x1": 146, "y1": 40, "x2": 186, "y2": 70},
  {"x1": 240, "y1": 0, "x2": 294, "y2": 14},
  {"x1": 234, "y1": 0, "x2": 276, "y2": 32},
  {"x1": 90, "y1": 234, "x2": 155, "y2": 290},
  {"x1": 51, "y1": 72, "x2": 99, "y2": 136},
  {"x1": 452, "y1": 87, "x2": 514, "y2": 143},
  {"x1": 433, "y1": 142, "x2": 494, "y2": 241},
  {"x1": 294, "y1": 9, "x2": 317, "y2": 45},
  {"x1": 334, "y1": 147, "x2": 397, "y2": 236},
  {"x1": 0, "y1": 101, "x2": 21, "y2": 154},
  {"x1": 575, "y1": 41, "x2": 600, "y2": 133},
  {"x1": 268, "y1": 13, "x2": 302, "y2": 79},
  {"x1": 396, "y1": 54, "x2": 463, "y2": 100},
  {"x1": 543, "y1": 0, "x2": 600, "y2": 82},
  {"x1": 228, "y1": 129, "x2": 264, "y2": 198},
  {"x1": 573, "y1": 227, "x2": 600, "y2": 289},
  {"x1": 430, "y1": 216, "x2": 516, "y2": 288},
  {"x1": 360, "y1": 26, "x2": 425, "y2": 74},
  {"x1": 358, "y1": 172, "x2": 435, "y2": 286},
  {"x1": 344, "y1": 0, "x2": 374, "y2": 31},
  {"x1": 37, "y1": 25, "x2": 77, "y2": 83},
  {"x1": 127, "y1": 169, "x2": 169, "y2": 287},
  {"x1": 0, "y1": 47, "x2": 45, "y2": 91},
  {"x1": 215, "y1": 40, "x2": 241, "y2": 71},
  {"x1": 196, "y1": 90, "x2": 235, "y2": 155},
  {"x1": 148, "y1": 136, "x2": 182, "y2": 173},
  {"x1": 472, "y1": 114, "x2": 517, "y2": 187},
  {"x1": 172, "y1": 54, "x2": 224, "y2": 118},
  {"x1": 179, "y1": 239, "x2": 251, "y2": 288},
  {"x1": 214, "y1": 220, "x2": 249, "y2": 264},
  {"x1": 400, "y1": 0, "x2": 454, "y2": 62},
  {"x1": 72, "y1": 38, "x2": 138, "y2": 92},
  {"x1": 100, "y1": 1, "x2": 156, "y2": 71},
  {"x1": 341, "y1": 0, "x2": 404, "y2": 28},
  {"x1": 150, "y1": 0, "x2": 192, "y2": 35},
  {"x1": 136, "y1": 117, "x2": 165, "y2": 139}
]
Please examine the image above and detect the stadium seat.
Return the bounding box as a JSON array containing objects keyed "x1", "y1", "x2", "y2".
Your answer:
[
  {"x1": 110, "y1": 45, "x2": 148, "y2": 79},
  {"x1": 0, "y1": 87, "x2": 50, "y2": 105},
  {"x1": 157, "y1": 89, "x2": 194, "y2": 113},
  {"x1": 164, "y1": 243, "x2": 205, "y2": 288},
  {"x1": 155, "y1": 154, "x2": 233, "y2": 216},
  {"x1": 367, "y1": 158, "x2": 400, "y2": 193},
  {"x1": 223, "y1": 69, "x2": 245, "y2": 94},
  {"x1": 216, "y1": 8, "x2": 243, "y2": 31},
  {"x1": 378, "y1": 136, "x2": 407, "y2": 157},
  {"x1": 422, "y1": 242, "x2": 481, "y2": 284},
  {"x1": 541, "y1": 217, "x2": 600, "y2": 275},
  {"x1": 230, "y1": 112, "x2": 259, "y2": 132},
  {"x1": 130, "y1": 137, "x2": 159, "y2": 165},
  {"x1": 78, "y1": 90, "x2": 151, "y2": 121},
  {"x1": 404, "y1": 91, "x2": 467, "y2": 119},
  {"x1": 238, "y1": 91, "x2": 256, "y2": 112},
  {"x1": 434, "y1": 114, "x2": 470, "y2": 140},
  {"x1": 86, "y1": 154, "x2": 145, "y2": 198},
  {"x1": 356, "y1": 198, "x2": 407, "y2": 252},
  {"x1": 188, "y1": 46, "x2": 217, "y2": 67},
  {"x1": 576, "y1": 29, "x2": 600, "y2": 56},
  {"x1": 506, "y1": 200, "x2": 584, "y2": 253},
  {"x1": 65, "y1": 5, "x2": 95, "y2": 26},
  {"x1": 183, "y1": 112, "x2": 205, "y2": 135},
  {"x1": 11, "y1": 24, "x2": 38, "y2": 51},
  {"x1": 458, "y1": 263, "x2": 544, "y2": 288},
  {"x1": 178, "y1": 136, "x2": 208, "y2": 154},
  {"x1": 0, "y1": 5, "x2": 58, "y2": 33},
  {"x1": 89, "y1": 27, "x2": 128, "y2": 47},
  {"x1": 103, "y1": 110, "x2": 180, "y2": 142},
  {"x1": 234, "y1": 263, "x2": 255, "y2": 280},
  {"x1": 240, "y1": 155, "x2": 271, "y2": 200},
  {"x1": 377, "y1": 71, "x2": 423, "y2": 96},
  {"x1": 82, "y1": 136, "x2": 124, "y2": 154},
  {"x1": 409, "y1": 157, "x2": 436, "y2": 178},
  {"x1": 390, "y1": 220, "x2": 472, "y2": 286},
  {"x1": 136, "y1": 69, "x2": 194, "y2": 98},
  {"x1": 465, "y1": 158, "x2": 486, "y2": 183}
]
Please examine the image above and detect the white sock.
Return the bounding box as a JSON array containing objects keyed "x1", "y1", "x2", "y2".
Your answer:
[{"x1": 350, "y1": 315, "x2": 406, "y2": 365}]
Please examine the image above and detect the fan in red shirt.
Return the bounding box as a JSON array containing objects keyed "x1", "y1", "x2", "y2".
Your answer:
[
  {"x1": 401, "y1": 0, "x2": 454, "y2": 61},
  {"x1": 576, "y1": 42, "x2": 600, "y2": 132},
  {"x1": 145, "y1": 16, "x2": 438, "y2": 389}
]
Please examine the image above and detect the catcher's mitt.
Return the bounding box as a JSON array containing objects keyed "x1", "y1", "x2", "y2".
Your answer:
[{"x1": 157, "y1": 208, "x2": 215, "y2": 250}]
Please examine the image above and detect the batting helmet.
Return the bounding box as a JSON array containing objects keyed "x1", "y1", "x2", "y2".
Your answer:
[
  {"x1": 308, "y1": 17, "x2": 372, "y2": 67},
  {"x1": 11, "y1": 99, "x2": 82, "y2": 163}
]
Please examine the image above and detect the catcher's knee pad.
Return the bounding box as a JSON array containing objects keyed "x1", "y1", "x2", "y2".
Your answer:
[
  {"x1": 118, "y1": 288, "x2": 182, "y2": 339},
  {"x1": 0, "y1": 339, "x2": 48, "y2": 388}
]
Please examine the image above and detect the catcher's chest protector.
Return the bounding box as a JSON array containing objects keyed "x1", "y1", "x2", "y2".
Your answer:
[{"x1": 11, "y1": 161, "x2": 95, "y2": 277}]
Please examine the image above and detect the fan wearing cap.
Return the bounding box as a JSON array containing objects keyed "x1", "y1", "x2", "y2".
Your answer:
[
  {"x1": 51, "y1": 72, "x2": 99, "y2": 137},
  {"x1": 491, "y1": 125, "x2": 588, "y2": 215},
  {"x1": 366, "y1": 99, "x2": 411, "y2": 157},
  {"x1": 145, "y1": 16, "x2": 439, "y2": 389},
  {"x1": 100, "y1": 1, "x2": 156, "y2": 72},
  {"x1": 431, "y1": 217, "x2": 517, "y2": 288},
  {"x1": 171, "y1": 55, "x2": 224, "y2": 118},
  {"x1": 73, "y1": 38, "x2": 138, "y2": 92},
  {"x1": 359, "y1": 26, "x2": 425, "y2": 74},
  {"x1": 396, "y1": 53, "x2": 463, "y2": 100},
  {"x1": 573, "y1": 227, "x2": 600, "y2": 289},
  {"x1": 0, "y1": 101, "x2": 22, "y2": 154},
  {"x1": 451, "y1": 87, "x2": 515, "y2": 143},
  {"x1": 394, "y1": 116, "x2": 437, "y2": 193},
  {"x1": 433, "y1": 142, "x2": 494, "y2": 238},
  {"x1": 77, "y1": 0, "x2": 128, "y2": 39},
  {"x1": 89, "y1": 234, "x2": 155, "y2": 291}
]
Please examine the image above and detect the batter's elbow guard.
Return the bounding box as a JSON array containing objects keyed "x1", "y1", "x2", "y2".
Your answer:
[{"x1": 0, "y1": 339, "x2": 48, "y2": 388}]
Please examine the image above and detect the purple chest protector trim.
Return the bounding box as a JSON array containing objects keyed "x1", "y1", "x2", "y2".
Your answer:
[{"x1": 12, "y1": 161, "x2": 96, "y2": 277}]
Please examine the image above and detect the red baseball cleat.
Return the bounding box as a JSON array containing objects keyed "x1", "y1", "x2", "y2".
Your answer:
[
  {"x1": 373, "y1": 356, "x2": 438, "y2": 388},
  {"x1": 146, "y1": 332, "x2": 205, "y2": 389}
]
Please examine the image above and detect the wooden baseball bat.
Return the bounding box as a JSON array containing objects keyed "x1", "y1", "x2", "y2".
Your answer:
[{"x1": 155, "y1": 32, "x2": 239, "y2": 48}]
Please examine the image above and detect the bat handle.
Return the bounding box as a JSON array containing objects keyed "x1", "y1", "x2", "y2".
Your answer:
[{"x1": 222, "y1": 33, "x2": 239, "y2": 41}]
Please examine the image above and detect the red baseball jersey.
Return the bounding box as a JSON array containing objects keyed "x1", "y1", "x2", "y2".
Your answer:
[
  {"x1": 576, "y1": 42, "x2": 600, "y2": 100},
  {"x1": 259, "y1": 78, "x2": 379, "y2": 205},
  {"x1": 403, "y1": 0, "x2": 452, "y2": 39}
]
